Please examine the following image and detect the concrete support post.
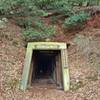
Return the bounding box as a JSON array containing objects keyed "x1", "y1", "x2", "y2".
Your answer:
[
  {"x1": 20, "y1": 45, "x2": 33, "y2": 90},
  {"x1": 61, "y1": 49, "x2": 70, "y2": 91}
]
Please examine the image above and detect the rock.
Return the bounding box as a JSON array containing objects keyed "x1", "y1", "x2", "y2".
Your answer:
[
  {"x1": 2, "y1": 18, "x2": 8, "y2": 23},
  {"x1": 45, "y1": 38, "x2": 51, "y2": 42},
  {"x1": 0, "y1": 20, "x2": 6, "y2": 28}
]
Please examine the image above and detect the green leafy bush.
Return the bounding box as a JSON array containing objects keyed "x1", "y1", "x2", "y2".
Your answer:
[
  {"x1": 0, "y1": 0, "x2": 99, "y2": 16},
  {"x1": 0, "y1": 0, "x2": 99, "y2": 42},
  {"x1": 22, "y1": 23, "x2": 55, "y2": 41},
  {"x1": 15, "y1": 17, "x2": 34, "y2": 28},
  {"x1": 63, "y1": 12, "x2": 90, "y2": 28}
]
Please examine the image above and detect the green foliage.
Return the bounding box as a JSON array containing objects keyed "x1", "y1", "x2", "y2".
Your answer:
[
  {"x1": 15, "y1": 17, "x2": 34, "y2": 28},
  {"x1": 0, "y1": 0, "x2": 99, "y2": 41},
  {"x1": 67, "y1": 0, "x2": 100, "y2": 6},
  {"x1": 50, "y1": 0, "x2": 74, "y2": 16},
  {"x1": 0, "y1": 0, "x2": 99, "y2": 16},
  {"x1": 64, "y1": 12, "x2": 90, "y2": 28},
  {"x1": 22, "y1": 22, "x2": 55, "y2": 41}
]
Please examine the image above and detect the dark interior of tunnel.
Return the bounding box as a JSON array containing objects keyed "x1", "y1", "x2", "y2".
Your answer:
[{"x1": 31, "y1": 50, "x2": 60, "y2": 84}]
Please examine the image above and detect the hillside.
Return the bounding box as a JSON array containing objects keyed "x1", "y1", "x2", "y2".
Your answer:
[{"x1": 0, "y1": 14, "x2": 100, "y2": 100}]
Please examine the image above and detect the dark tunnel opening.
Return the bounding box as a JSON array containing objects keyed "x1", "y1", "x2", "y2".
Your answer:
[{"x1": 31, "y1": 50, "x2": 61, "y2": 85}]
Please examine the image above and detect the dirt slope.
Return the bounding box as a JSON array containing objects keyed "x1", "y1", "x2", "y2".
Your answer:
[{"x1": 0, "y1": 18, "x2": 100, "y2": 100}]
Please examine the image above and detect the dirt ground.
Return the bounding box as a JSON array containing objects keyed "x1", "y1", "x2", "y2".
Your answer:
[{"x1": 0, "y1": 17, "x2": 100, "y2": 100}]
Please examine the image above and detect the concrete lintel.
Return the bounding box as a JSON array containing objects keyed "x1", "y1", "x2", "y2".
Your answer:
[{"x1": 28, "y1": 42, "x2": 67, "y2": 50}]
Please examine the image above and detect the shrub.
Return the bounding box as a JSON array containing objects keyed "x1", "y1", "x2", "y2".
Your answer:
[
  {"x1": 63, "y1": 12, "x2": 90, "y2": 28},
  {"x1": 0, "y1": 0, "x2": 97, "y2": 42},
  {"x1": 15, "y1": 17, "x2": 34, "y2": 28},
  {"x1": 22, "y1": 23, "x2": 55, "y2": 41}
]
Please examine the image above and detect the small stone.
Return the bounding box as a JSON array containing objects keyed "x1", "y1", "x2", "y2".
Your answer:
[
  {"x1": 76, "y1": 79, "x2": 80, "y2": 83},
  {"x1": 10, "y1": 11, "x2": 14, "y2": 14},
  {"x1": 45, "y1": 38, "x2": 51, "y2": 42},
  {"x1": 0, "y1": 20, "x2": 7, "y2": 28},
  {"x1": 2, "y1": 18, "x2": 8, "y2": 23}
]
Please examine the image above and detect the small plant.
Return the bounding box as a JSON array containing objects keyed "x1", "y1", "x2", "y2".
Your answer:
[
  {"x1": 22, "y1": 23, "x2": 55, "y2": 41},
  {"x1": 7, "y1": 79, "x2": 20, "y2": 89},
  {"x1": 63, "y1": 12, "x2": 90, "y2": 28},
  {"x1": 70, "y1": 80, "x2": 84, "y2": 91},
  {"x1": 15, "y1": 17, "x2": 33, "y2": 28}
]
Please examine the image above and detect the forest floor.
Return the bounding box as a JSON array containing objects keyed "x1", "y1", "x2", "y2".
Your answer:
[{"x1": 0, "y1": 15, "x2": 100, "y2": 100}]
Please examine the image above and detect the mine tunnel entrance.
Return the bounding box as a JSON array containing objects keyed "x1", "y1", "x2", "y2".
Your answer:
[
  {"x1": 21, "y1": 42, "x2": 70, "y2": 91},
  {"x1": 30, "y1": 50, "x2": 63, "y2": 88}
]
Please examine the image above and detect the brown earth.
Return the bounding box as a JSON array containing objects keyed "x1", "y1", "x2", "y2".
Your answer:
[{"x1": 0, "y1": 16, "x2": 100, "y2": 100}]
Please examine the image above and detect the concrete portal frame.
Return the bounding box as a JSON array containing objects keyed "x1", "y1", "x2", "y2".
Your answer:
[{"x1": 20, "y1": 42, "x2": 70, "y2": 91}]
